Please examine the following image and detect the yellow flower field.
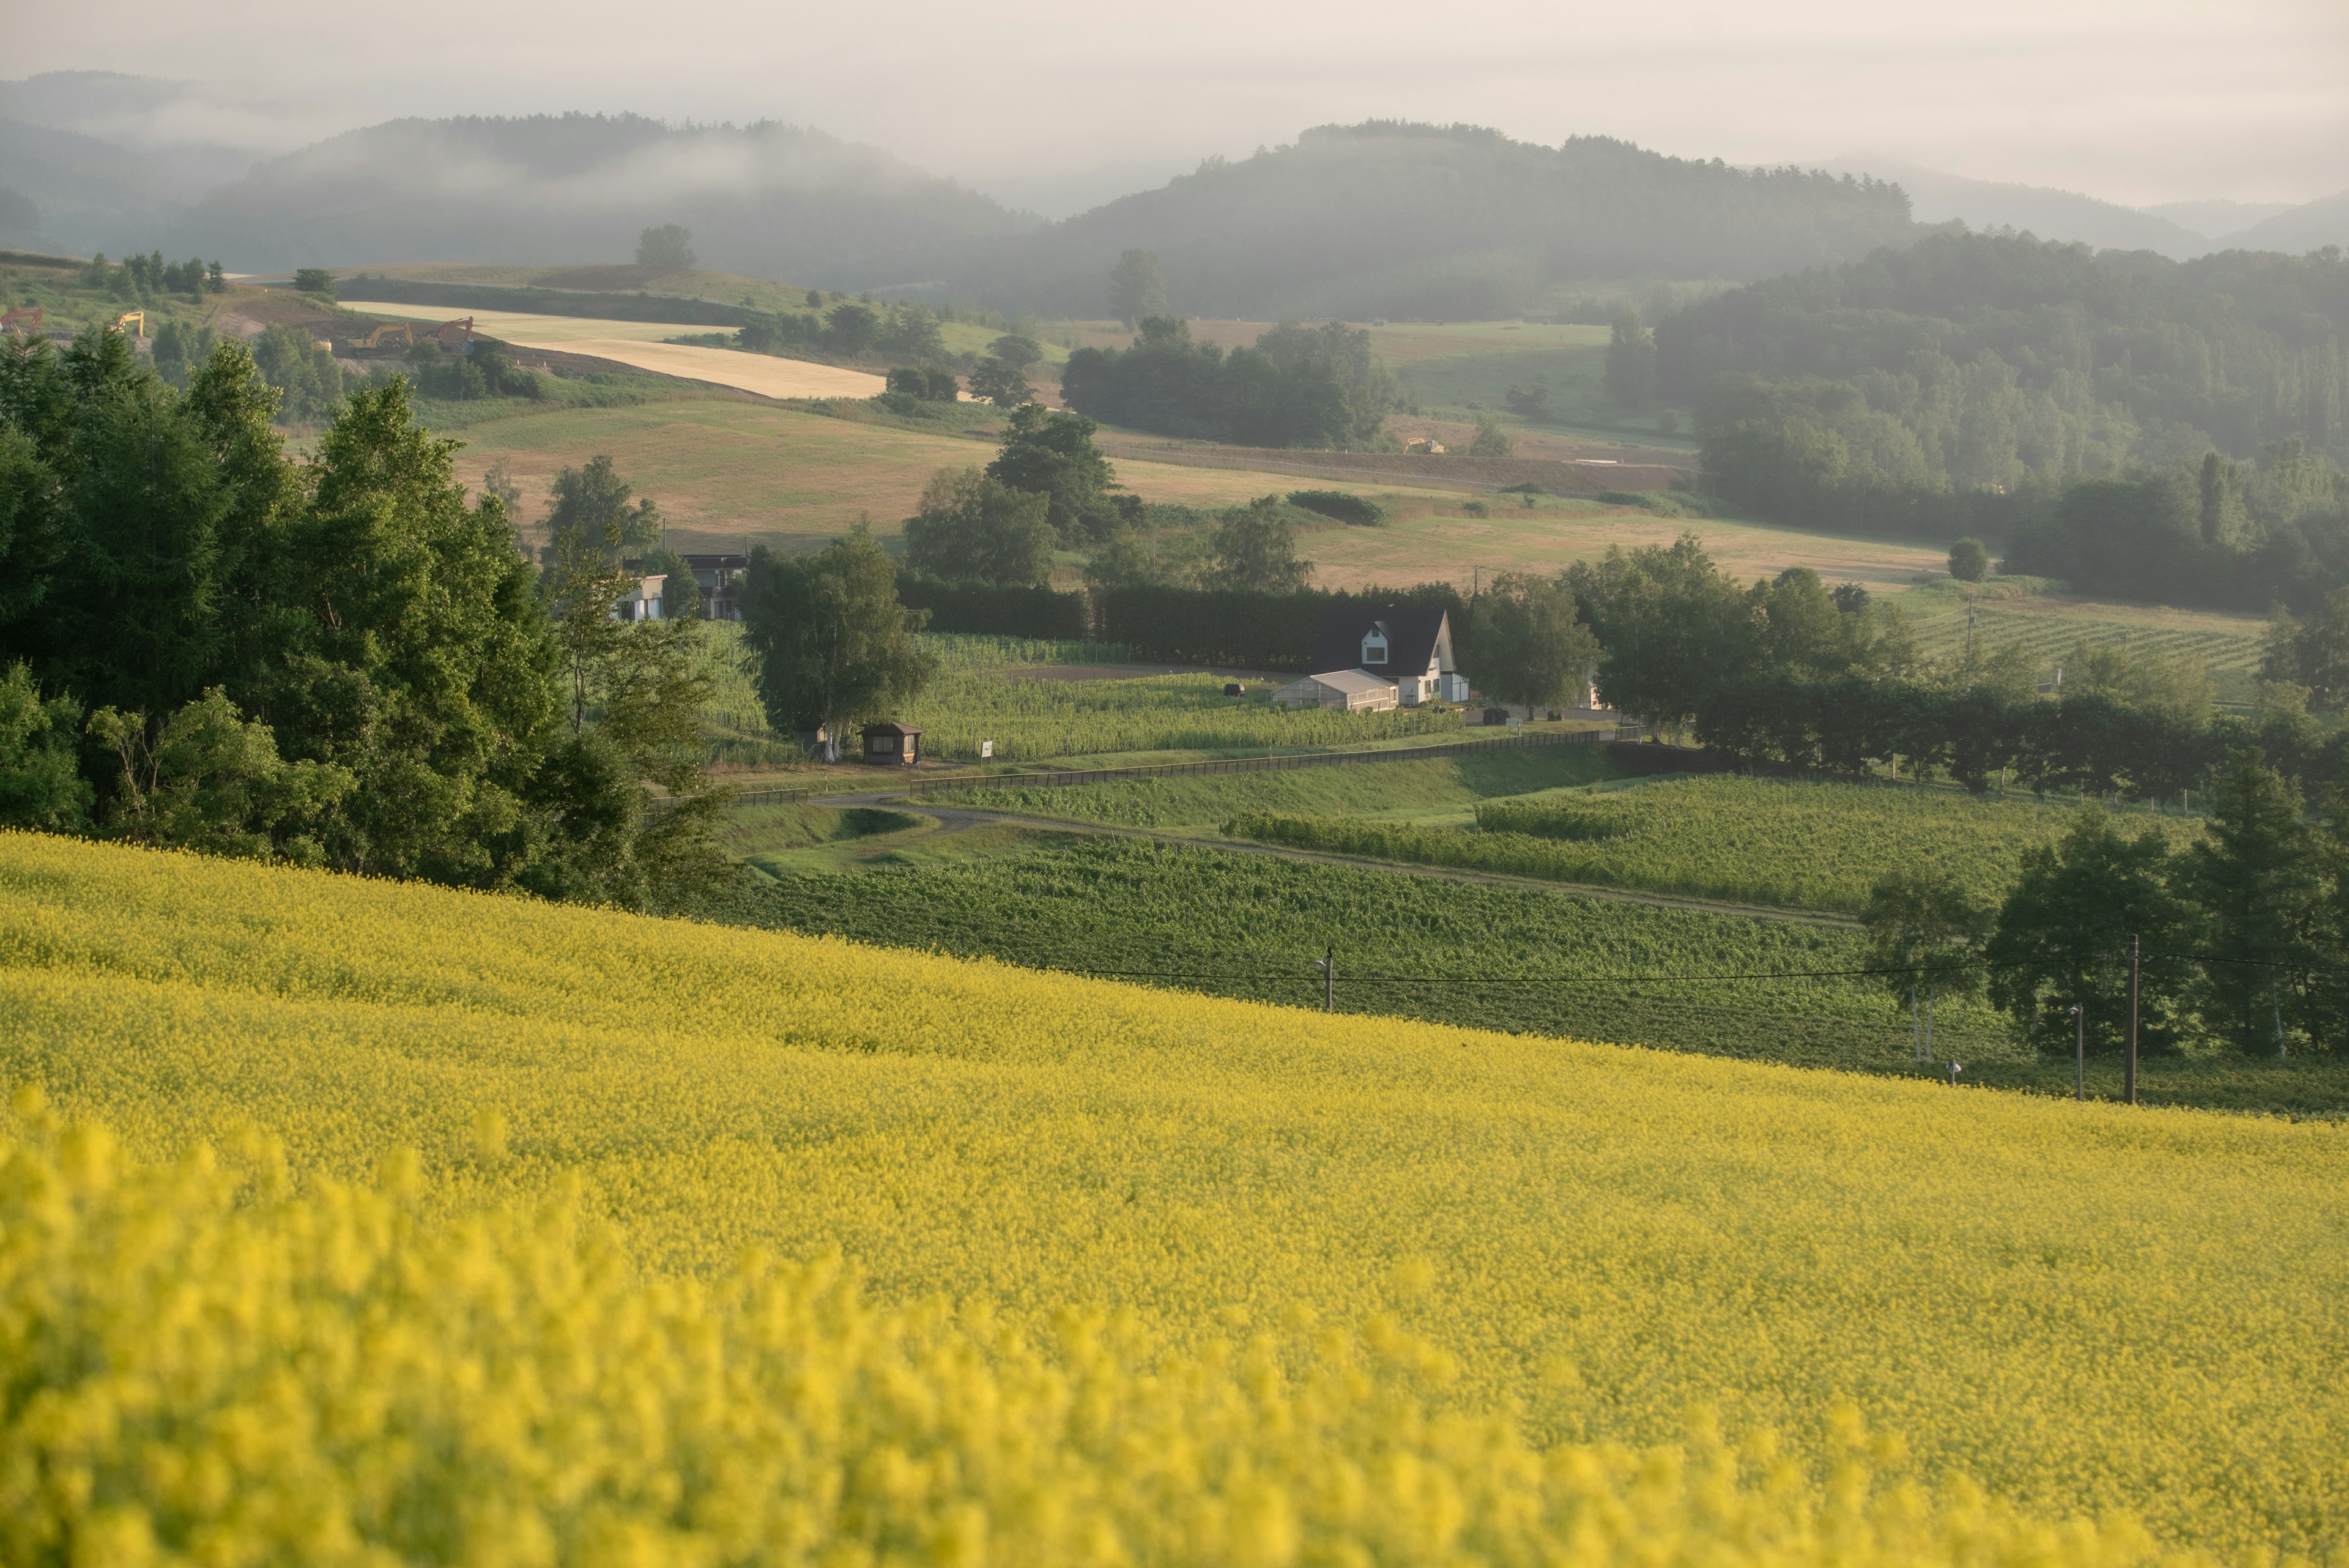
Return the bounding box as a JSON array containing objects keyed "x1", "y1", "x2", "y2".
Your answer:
[{"x1": 1, "y1": 832, "x2": 2344, "y2": 1562}]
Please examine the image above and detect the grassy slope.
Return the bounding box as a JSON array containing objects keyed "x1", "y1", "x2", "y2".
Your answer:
[{"x1": 5, "y1": 831, "x2": 2347, "y2": 1556}]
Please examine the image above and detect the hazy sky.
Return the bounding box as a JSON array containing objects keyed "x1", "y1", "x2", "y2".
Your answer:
[{"x1": 17, "y1": 0, "x2": 2348, "y2": 215}]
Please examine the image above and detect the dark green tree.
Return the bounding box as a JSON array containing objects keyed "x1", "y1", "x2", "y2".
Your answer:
[
  {"x1": 738, "y1": 526, "x2": 938, "y2": 762},
  {"x1": 902, "y1": 467, "x2": 1055, "y2": 586},
  {"x1": 292, "y1": 268, "x2": 335, "y2": 297},
  {"x1": 0, "y1": 663, "x2": 89, "y2": 831},
  {"x1": 1201, "y1": 497, "x2": 1312, "y2": 594},
  {"x1": 266, "y1": 376, "x2": 565, "y2": 885},
  {"x1": 2181, "y1": 749, "x2": 2318, "y2": 1057},
  {"x1": 1565, "y1": 535, "x2": 1742, "y2": 741},
  {"x1": 987, "y1": 335, "x2": 1043, "y2": 370},
  {"x1": 985, "y1": 404, "x2": 1116, "y2": 543},
  {"x1": 541, "y1": 453, "x2": 661, "y2": 568},
  {"x1": 87, "y1": 687, "x2": 352, "y2": 864},
  {"x1": 822, "y1": 303, "x2": 881, "y2": 358},
  {"x1": 1984, "y1": 806, "x2": 2189, "y2": 1059},
  {"x1": 967, "y1": 357, "x2": 1033, "y2": 408},
  {"x1": 1473, "y1": 574, "x2": 1601, "y2": 709},
  {"x1": 1948, "y1": 538, "x2": 1989, "y2": 582},
  {"x1": 636, "y1": 225, "x2": 696, "y2": 269},
  {"x1": 1863, "y1": 868, "x2": 1989, "y2": 1062}
]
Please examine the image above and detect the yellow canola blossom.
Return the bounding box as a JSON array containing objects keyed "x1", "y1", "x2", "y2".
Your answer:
[
  {"x1": 1, "y1": 833, "x2": 2346, "y2": 1560},
  {"x1": 0, "y1": 1119, "x2": 2202, "y2": 1568}
]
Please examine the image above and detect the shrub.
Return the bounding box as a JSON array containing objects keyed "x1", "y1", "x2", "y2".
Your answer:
[{"x1": 1286, "y1": 489, "x2": 1387, "y2": 526}]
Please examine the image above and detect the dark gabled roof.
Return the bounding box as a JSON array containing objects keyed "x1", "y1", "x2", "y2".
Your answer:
[
  {"x1": 1315, "y1": 604, "x2": 1450, "y2": 676},
  {"x1": 861, "y1": 721, "x2": 922, "y2": 737}
]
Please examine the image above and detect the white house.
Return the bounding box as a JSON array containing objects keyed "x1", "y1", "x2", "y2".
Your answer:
[{"x1": 1311, "y1": 604, "x2": 1469, "y2": 707}]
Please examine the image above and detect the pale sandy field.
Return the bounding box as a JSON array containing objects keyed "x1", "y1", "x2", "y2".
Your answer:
[{"x1": 338, "y1": 302, "x2": 888, "y2": 399}]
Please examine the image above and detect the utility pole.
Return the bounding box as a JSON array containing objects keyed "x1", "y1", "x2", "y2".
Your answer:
[
  {"x1": 1315, "y1": 946, "x2": 1334, "y2": 1013},
  {"x1": 2071, "y1": 1003, "x2": 2084, "y2": 1101},
  {"x1": 2126, "y1": 935, "x2": 2140, "y2": 1105}
]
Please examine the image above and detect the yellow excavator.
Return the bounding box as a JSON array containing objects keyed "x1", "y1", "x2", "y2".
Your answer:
[
  {"x1": 347, "y1": 322, "x2": 414, "y2": 352},
  {"x1": 114, "y1": 310, "x2": 146, "y2": 336}
]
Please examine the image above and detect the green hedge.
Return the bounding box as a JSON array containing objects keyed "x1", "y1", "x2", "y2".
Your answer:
[
  {"x1": 1101, "y1": 582, "x2": 1472, "y2": 671},
  {"x1": 897, "y1": 576, "x2": 1089, "y2": 641}
]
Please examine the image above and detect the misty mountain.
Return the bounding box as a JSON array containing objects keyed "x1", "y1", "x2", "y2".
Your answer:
[
  {"x1": 951, "y1": 123, "x2": 1917, "y2": 321},
  {"x1": 173, "y1": 113, "x2": 1042, "y2": 280},
  {"x1": 0, "y1": 72, "x2": 251, "y2": 153},
  {"x1": 2143, "y1": 198, "x2": 2295, "y2": 240},
  {"x1": 2223, "y1": 191, "x2": 2349, "y2": 255},
  {"x1": 0, "y1": 119, "x2": 242, "y2": 256},
  {"x1": 1820, "y1": 154, "x2": 2209, "y2": 259},
  {"x1": 0, "y1": 73, "x2": 271, "y2": 255}
]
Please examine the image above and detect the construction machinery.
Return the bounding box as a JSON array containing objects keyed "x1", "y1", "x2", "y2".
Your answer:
[
  {"x1": 114, "y1": 310, "x2": 145, "y2": 336},
  {"x1": 347, "y1": 321, "x2": 414, "y2": 352},
  {"x1": 0, "y1": 306, "x2": 40, "y2": 335}
]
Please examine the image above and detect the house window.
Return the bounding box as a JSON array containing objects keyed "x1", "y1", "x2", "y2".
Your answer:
[{"x1": 1361, "y1": 633, "x2": 1388, "y2": 665}]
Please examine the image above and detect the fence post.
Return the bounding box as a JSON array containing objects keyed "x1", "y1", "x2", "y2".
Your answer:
[{"x1": 2126, "y1": 934, "x2": 2140, "y2": 1105}]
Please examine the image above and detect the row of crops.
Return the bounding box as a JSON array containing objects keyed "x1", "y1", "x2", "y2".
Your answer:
[
  {"x1": 1223, "y1": 774, "x2": 2203, "y2": 915},
  {"x1": 700, "y1": 627, "x2": 1462, "y2": 762},
  {"x1": 1904, "y1": 598, "x2": 2266, "y2": 677},
  {"x1": 4, "y1": 832, "x2": 2345, "y2": 1559}
]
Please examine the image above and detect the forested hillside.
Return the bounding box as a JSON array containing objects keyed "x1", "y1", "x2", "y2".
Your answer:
[
  {"x1": 956, "y1": 122, "x2": 1915, "y2": 320},
  {"x1": 177, "y1": 114, "x2": 1041, "y2": 279},
  {"x1": 1660, "y1": 232, "x2": 2349, "y2": 562}
]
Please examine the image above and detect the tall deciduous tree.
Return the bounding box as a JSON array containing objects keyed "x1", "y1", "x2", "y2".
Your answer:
[
  {"x1": 1473, "y1": 573, "x2": 1600, "y2": 709},
  {"x1": 269, "y1": 376, "x2": 562, "y2": 885},
  {"x1": 985, "y1": 404, "x2": 1117, "y2": 544},
  {"x1": 739, "y1": 526, "x2": 938, "y2": 762},
  {"x1": 636, "y1": 225, "x2": 696, "y2": 269},
  {"x1": 902, "y1": 467, "x2": 1056, "y2": 586},
  {"x1": 1108, "y1": 249, "x2": 1168, "y2": 327},
  {"x1": 1201, "y1": 497, "x2": 1313, "y2": 594},
  {"x1": 1985, "y1": 806, "x2": 2189, "y2": 1058},
  {"x1": 1862, "y1": 868, "x2": 1989, "y2": 1062}
]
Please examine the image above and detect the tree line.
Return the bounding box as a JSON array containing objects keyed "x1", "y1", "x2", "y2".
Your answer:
[
  {"x1": 0, "y1": 329, "x2": 730, "y2": 910},
  {"x1": 1058, "y1": 316, "x2": 1398, "y2": 450},
  {"x1": 1868, "y1": 756, "x2": 2349, "y2": 1065}
]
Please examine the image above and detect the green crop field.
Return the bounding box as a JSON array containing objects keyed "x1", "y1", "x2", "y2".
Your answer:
[
  {"x1": 738, "y1": 834, "x2": 2349, "y2": 1114},
  {"x1": 1901, "y1": 584, "x2": 2268, "y2": 683},
  {"x1": 926, "y1": 753, "x2": 2201, "y2": 915},
  {"x1": 1222, "y1": 773, "x2": 2205, "y2": 916}
]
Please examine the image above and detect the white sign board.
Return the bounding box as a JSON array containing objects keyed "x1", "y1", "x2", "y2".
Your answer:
[
  {"x1": 1506, "y1": 716, "x2": 1524, "y2": 729},
  {"x1": 980, "y1": 740, "x2": 993, "y2": 759}
]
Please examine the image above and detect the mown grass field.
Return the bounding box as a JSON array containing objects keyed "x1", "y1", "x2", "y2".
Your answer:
[
  {"x1": 3, "y1": 833, "x2": 2346, "y2": 1561},
  {"x1": 701, "y1": 630, "x2": 1465, "y2": 766}
]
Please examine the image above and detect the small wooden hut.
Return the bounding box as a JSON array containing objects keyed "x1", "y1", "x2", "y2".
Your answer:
[{"x1": 860, "y1": 721, "x2": 922, "y2": 765}]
